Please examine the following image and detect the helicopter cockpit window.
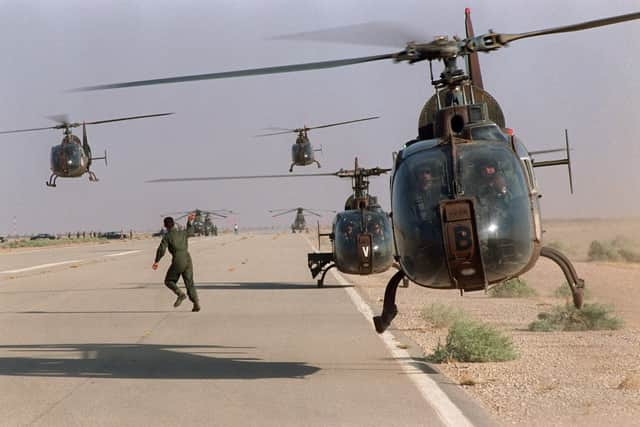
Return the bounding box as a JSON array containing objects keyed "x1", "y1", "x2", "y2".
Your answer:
[
  {"x1": 51, "y1": 144, "x2": 83, "y2": 174},
  {"x1": 457, "y1": 143, "x2": 535, "y2": 281},
  {"x1": 392, "y1": 145, "x2": 453, "y2": 286}
]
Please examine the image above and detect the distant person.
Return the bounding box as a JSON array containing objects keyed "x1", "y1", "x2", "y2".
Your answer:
[
  {"x1": 233, "y1": 224, "x2": 239, "y2": 234},
  {"x1": 152, "y1": 212, "x2": 200, "y2": 312}
]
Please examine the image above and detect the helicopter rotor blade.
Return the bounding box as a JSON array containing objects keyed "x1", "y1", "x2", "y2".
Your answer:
[
  {"x1": 271, "y1": 208, "x2": 298, "y2": 218},
  {"x1": 254, "y1": 130, "x2": 297, "y2": 137},
  {"x1": 304, "y1": 116, "x2": 380, "y2": 131},
  {"x1": 495, "y1": 11, "x2": 640, "y2": 46},
  {"x1": 73, "y1": 54, "x2": 396, "y2": 91},
  {"x1": 0, "y1": 125, "x2": 59, "y2": 135},
  {"x1": 255, "y1": 126, "x2": 297, "y2": 136},
  {"x1": 83, "y1": 112, "x2": 174, "y2": 126},
  {"x1": 304, "y1": 209, "x2": 323, "y2": 217},
  {"x1": 146, "y1": 171, "x2": 340, "y2": 183},
  {"x1": 270, "y1": 21, "x2": 427, "y2": 48}
]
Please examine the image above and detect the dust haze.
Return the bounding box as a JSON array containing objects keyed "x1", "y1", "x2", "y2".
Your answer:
[{"x1": 0, "y1": 0, "x2": 638, "y2": 235}]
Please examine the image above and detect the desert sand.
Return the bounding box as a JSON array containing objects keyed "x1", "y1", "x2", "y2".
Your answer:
[{"x1": 347, "y1": 218, "x2": 640, "y2": 426}]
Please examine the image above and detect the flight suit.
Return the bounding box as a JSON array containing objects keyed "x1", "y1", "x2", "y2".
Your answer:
[{"x1": 154, "y1": 221, "x2": 199, "y2": 305}]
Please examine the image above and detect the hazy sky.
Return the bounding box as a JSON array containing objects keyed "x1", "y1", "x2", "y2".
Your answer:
[{"x1": 1, "y1": 0, "x2": 638, "y2": 234}]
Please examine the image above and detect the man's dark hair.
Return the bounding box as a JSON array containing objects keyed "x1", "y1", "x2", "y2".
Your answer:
[{"x1": 163, "y1": 216, "x2": 175, "y2": 229}]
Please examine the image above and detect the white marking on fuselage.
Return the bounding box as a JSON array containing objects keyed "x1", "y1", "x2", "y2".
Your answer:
[
  {"x1": 0, "y1": 260, "x2": 82, "y2": 274},
  {"x1": 302, "y1": 235, "x2": 474, "y2": 427},
  {"x1": 361, "y1": 245, "x2": 370, "y2": 258},
  {"x1": 104, "y1": 250, "x2": 141, "y2": 257}
]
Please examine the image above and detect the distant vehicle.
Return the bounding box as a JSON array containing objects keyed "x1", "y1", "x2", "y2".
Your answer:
[
  {"x1": 0, "y1": 236, "x2": 5, "y2": 243},
  {"x1": 100, "y1": 231, "x2": 126, "y2": 240},
  {"x1": 31, "y1": 233, "x2": 56, "y2": 240}
]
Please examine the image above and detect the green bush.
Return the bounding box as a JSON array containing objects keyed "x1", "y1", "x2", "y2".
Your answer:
[
  {"x1": 588, "y1": 240, "x2": 619, "y2": 261},
  {"x1": 588, "y1": 238, "x2": 640, "y2": 262},
  {"x1": 528, "y1": 303, "x2": 624, "y2": 332},
  {"x1": 420, "y1": 303, "x2": 467, "y2": 329},
  {"x1": 488, "y1": 278, "x2": 537, "y2": 298},
  {"x1": 427, "y1": 319, "x2": 517, "y2": 363}
]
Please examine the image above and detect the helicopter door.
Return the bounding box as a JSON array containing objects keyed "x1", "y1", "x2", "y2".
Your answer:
[
  {"x1": 440, "y1": 199, "x2": 486, "y2": 290},
  {"x1": 357, "y1": 233, "x2": 373, "y2": 274}
]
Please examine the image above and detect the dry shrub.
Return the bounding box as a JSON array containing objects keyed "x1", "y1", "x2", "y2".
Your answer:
[
  {"x1": 428, "y1": 319, "x2": 517, "y2": 363},
  {"x1": 588, "y1": 237, "x2": 640, "y2": 262},
  {"x1": 528, "y1": 303, "x2": 623, "y2": 332},
  {"x1": 488, "y1": 278, "x2": 537, "y2": 298}
]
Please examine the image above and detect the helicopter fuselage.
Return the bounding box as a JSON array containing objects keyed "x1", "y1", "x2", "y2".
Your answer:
[
  {"x1": 392, "y1": 103, "x2": 541, "y2": 292},
  {"x1": 291, "y1": 135, "x2": 317, "y2": 167},
  {"x1": 332, "y1": 208, "x2": 394, "y2": 275},
  {"x1": 50, "y1": 134, "x2": 90, "y2": 178},
  {"x1": 292, "y1": 210, "x2": 307, "y2": 232}
]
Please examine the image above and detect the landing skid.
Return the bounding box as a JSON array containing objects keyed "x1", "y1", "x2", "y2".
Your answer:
[
  {"x1": 307, "y1": 252, "x2": 335, "y2": 287},
  {"x1": 373, "y1": 269, "x2": 405, "y2": 333},
  {"x1": 45, "y1": 174, "x2": 58, "y2": 187},
  {"x1": 540, "y1": 246, "x2": 585, "y2": 308},
  {"x1": 88, "y1": 170, "x2": 99, "y2": 182},
  {"x1": 289, "y1": 161, "x2": 322, "y2": 172},
  {"x1": 394, "y1": 261, "x2": 410, "y2": 288}
]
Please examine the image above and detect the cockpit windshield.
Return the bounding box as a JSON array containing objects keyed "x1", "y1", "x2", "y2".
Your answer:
[
  {"x1": 50, "y1": 144, "x2": 84, "y2": 175},
  {"x1": 392, "y1": 144, "x2": 453, "y2": 286},
  {"x1": 392, "y1": 140, "x2": 535, "y2": 288},
  {"x1": 457, "y1": 143, "x2": 534, "y2": 281}
]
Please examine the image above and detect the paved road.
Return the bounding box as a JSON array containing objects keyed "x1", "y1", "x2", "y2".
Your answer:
[{"x1": 0, "y1": 233, "x2": 493, "y2": 426}]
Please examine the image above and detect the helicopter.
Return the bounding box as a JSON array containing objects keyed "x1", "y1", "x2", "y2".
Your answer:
[
  {"x1": 256, "y1": 116, "x2": 379, "y2": 172},
  {"x1": 0, "y1": 112, "x2": 173, "y2": 187},
  {"x1": 269, "y1": 207, "x2": 336, "y2": 233},
  {"x1": 77, "y1": 10, "x2": 640, "y2": 333},
  {"x1": 162, "y1": 209, "x2": 232, "y2": 236},
  {"x1": 146, "y1": 158, "x2": 396, "y2": 287}
]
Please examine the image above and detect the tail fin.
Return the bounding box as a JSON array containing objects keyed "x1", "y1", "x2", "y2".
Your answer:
[{"x1": 465, "y1": 8, "x2": 484, "y2": 89}]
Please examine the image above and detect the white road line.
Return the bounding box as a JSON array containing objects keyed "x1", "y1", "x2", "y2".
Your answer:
[
  {"x1": 0, "y1": 260, "x2": 82, "y2": 274},
  {"x1": 303, "y1": 235, "x2": 474, "y2": 427},
  {"x1": 104, "y1": 250, "x2": 141, "y2": 257},
  {"x1": 0, "y1": 250, "x2": 142, "y2": 274}
]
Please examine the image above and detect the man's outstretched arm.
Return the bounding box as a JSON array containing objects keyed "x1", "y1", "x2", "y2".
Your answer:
[{"x1": 153, "y1": 235, "x2": 169, "y2": 269}]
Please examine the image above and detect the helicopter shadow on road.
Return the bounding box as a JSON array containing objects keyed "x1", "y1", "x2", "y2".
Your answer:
[
  {"x1": 121, "y1": 281, "x2": 352, "y2": 290},
  {"x1": 0, "y1": 343, "x2": 320, "y2": 380}
]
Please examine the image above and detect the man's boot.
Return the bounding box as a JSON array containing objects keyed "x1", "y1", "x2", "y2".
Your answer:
[
  {"x1": 192, "y1": 302, "x2": 201, "y2": 312},
  {"x1": 174, "y1": 292, "x2": 187, "y2": 308}
]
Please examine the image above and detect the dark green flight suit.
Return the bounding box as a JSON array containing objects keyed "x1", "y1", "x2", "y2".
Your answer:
[{"x1": 155, "y1": 221, "x2": 199, "y2": 305}]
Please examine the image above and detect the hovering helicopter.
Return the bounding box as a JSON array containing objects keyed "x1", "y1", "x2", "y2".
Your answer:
[
  {"x1": 77, "y1": 10, "x2": 640, "y2": 333},
  {"x1": 163, "y1": 209, "x2": 232, "y2": 236},
  {"x1": 146, "y1": 158, "x2": 396, "y2": 287},
  {"x1": 0, "y1": 113, "x2": 173, "y2": 187},
  {"x1": 269, "y1": 207, "x2": 336, "y2": 233},
  {"x1": 256, "y1": 116, "x2": 379, "y2": 172}
]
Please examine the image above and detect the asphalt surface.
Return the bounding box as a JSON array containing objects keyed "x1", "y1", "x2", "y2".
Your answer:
[{"x1": 0, "y1": 233, "x2": 494, "y2": 426}]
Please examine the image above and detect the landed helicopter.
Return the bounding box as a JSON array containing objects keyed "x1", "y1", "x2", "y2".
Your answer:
[
  {"x1": 163, "y1": 209, "x2": 232, "y2": 236},
  {"x1": 78, "y1": 10, "x2": 640, "y2": 333},
  {"x1": 256, "y1": 116, "x2": 379, "y2": 172},
  {"x1": 0, "y1": 113, "x2": 173, "y2": 187},
  {"x1": 269, "y1": 207, "x2": 336, "y2": 233},
  {"x1": 147, "y1": 158, "x2": 396, "y2": 287}
]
